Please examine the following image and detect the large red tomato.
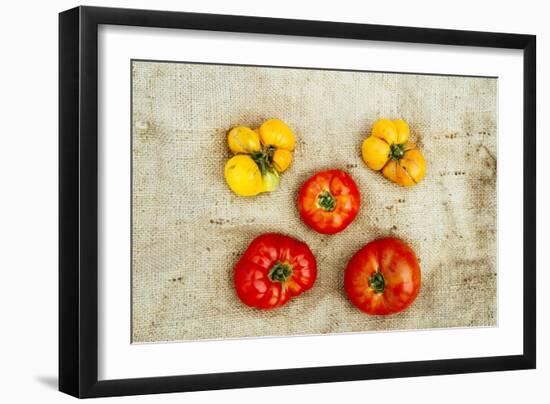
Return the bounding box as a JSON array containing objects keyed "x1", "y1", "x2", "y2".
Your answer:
[
  {"x1": 344, "y1": 237, "x2": 421, "y2": 315},
  {"x1": 234, "y1": 233, "x2": 317, "y2": 309},
  {"x1": 297, "y1": 169, "x2": 360, "y2": 234}
]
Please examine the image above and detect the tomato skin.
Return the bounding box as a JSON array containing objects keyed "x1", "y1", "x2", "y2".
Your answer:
[
  {"x1": 227, "y1": 126, "x2": 261, "y2": 154},
  {"x1": 224, "y1": 155, "x2": 263, "y2": 196},
  {"x1": 234, "y1": 233, "x2": 317, "y2": 310},
  {"x1": 297, "y1": 170, "x2": 360, "y2": 235},
  {"x1": 258, "y1": 119, "x2": 296, "y2": 151},
  {"x1": 344, "y1": 237, "x2": 421, "y2": 315}
]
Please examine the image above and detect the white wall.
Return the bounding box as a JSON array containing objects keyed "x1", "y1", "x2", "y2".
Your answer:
[{"x1": 0, "y1": 0, "x2": 545, "y2": 402}]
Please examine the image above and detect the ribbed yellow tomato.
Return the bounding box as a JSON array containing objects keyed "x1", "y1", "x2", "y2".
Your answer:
[
  {"x1": 224, "y1": 119, "x2": 296, "y2": 196},
  {"x1": 362, "y1": 119, "x2": 426, "y2": 186},
  {"x1": 224, "y1": 155, "x2": 263, "y2": 196}
]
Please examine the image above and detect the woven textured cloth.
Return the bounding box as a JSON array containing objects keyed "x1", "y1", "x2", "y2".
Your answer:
[{"x1": 131, "y1": 61, "x2": 497, "y2": 343}]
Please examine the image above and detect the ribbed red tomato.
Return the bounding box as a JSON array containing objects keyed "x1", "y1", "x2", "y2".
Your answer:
[
  {"x1": 234, "y1": 233, "x2": 317, "y2": 309},
  {"x1": 344, "y1": 237, "x2": 421, "y2": 315},
  {"x1": 297, "y1": 169, "x2": 360, "y2": 234}
]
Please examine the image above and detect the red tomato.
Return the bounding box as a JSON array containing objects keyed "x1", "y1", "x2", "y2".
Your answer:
[
  {"x1": 344, "y1": 237, "x2": 421, "y2": 315},
  {"x1": 234, "y1": 233, "x2": 317, "y2": 309},
  {"x1": 297, "y1": 169, "x2": 360, "y2": 234}
]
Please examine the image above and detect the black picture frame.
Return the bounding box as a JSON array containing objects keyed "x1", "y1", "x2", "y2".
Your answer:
[{"x1": 59, "y1": 5, "x2": 536, "y2": 398}]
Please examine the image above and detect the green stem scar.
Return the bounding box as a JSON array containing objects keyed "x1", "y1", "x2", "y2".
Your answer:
[
  {"x1": 368, "y1": 271, "x2": 385, "y2": 294},
  {"x1": 317, "y1": 191, "x2": 337, "y2": 212},
  {"x1": 268, "y1": 262, "x2": 293, "y2": 283},
  {"x1": 390, "y1": 143, "x2": 406, "y2": 160},
  {"x1": 251, "y1": 146, "x2": 276, "y2": 175}
]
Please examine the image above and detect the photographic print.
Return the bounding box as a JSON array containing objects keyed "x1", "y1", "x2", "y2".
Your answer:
[{"x1": 131, "y1": 60, "x2": 497, "y2": 343}]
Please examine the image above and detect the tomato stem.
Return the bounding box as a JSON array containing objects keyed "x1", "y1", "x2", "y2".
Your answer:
[
  {"x1": 368, "y1": 271, "x2": 385, "y2": 294},
  {"x1": 317, "y1": 191, "x2": 336, "y2": 212},
  {"x1": 251, "y1": 146, "x2": 276, "y2": 176},
  {"x1": 268, "y1": 262, "x2": 293, "y2": 283},
  {"x1": 390, "y1": 143, "x2": 406, "y2": 160}
]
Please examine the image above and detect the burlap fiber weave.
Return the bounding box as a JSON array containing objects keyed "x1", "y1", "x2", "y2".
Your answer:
[{"x1": 131, "y1": 61, "x2": 497, "y2": 343}]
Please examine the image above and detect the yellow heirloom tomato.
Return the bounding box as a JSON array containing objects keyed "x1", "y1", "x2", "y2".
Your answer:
[
  {"x1": 259, "y1": 119, "x2": 295, "y2": 151},
  {"x1": 223, "y1": 119, "x2": 296, "y2": 196},
  {"x1": 362, "y1": 119, "x2": 426, "y2": 187},
  {"x1": 227, "y1": 126, "x2": 261, "y2": 154},
  {"x1": 224, "y1": 155, "x2": 263, "y2": 196}
]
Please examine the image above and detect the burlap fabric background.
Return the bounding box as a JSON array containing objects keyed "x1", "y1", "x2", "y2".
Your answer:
[{"x1": 131, "y1": 60, "x2": 497, "y2": 343}]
